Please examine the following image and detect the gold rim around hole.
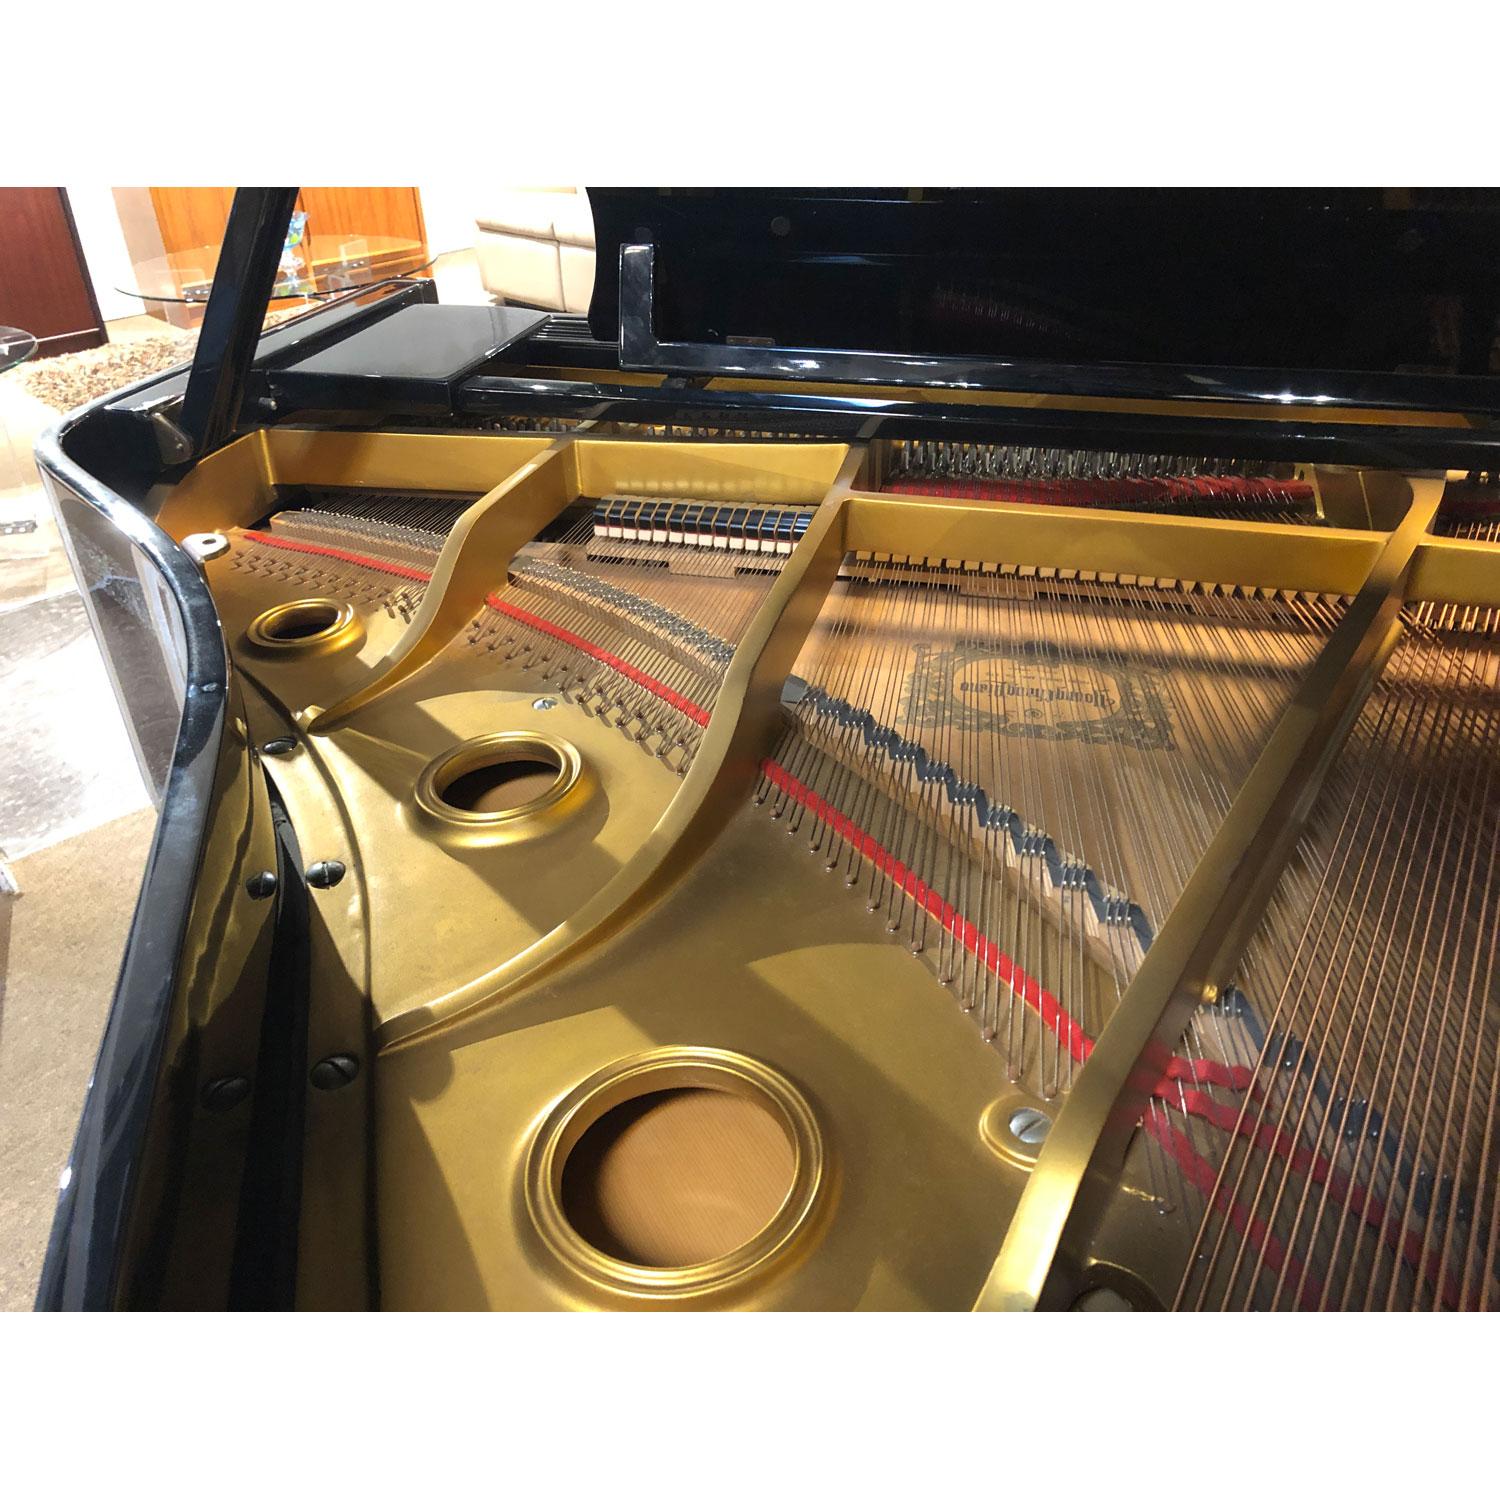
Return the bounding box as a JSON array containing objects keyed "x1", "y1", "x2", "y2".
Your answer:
[
  {"x1": 246, "y1": 597, "x2": 362, "y2": 655},
  {"x1": 413, "y1": 731, "x2": 584, "y2": 832},
  {"x1": 525, "y1": 1048, "x2": 827, "y2": 1299}
]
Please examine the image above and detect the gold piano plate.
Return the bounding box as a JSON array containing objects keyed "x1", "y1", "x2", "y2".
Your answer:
[{"x1": 126, "y1": 425, "x2": 1500, "y2": 1311}]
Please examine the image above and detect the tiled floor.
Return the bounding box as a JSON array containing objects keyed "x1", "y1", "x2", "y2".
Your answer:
[
  {"x1": 0, "y1": 592, "x2": 150, "y2": 861},
  {"x1": 0, "y1": 807, "x2": 157, "y2": 1310},
  {"x1": 1, "y1": 314, "x2": 162, "y2": 1310}
]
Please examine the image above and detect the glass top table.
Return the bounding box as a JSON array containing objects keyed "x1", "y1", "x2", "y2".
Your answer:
[
  {"x1": 122, "y1": 234, "x2": 429, "y2": 307},
  {"x1": 1, "y1": 326, "x2": 38, "y2": 375}
]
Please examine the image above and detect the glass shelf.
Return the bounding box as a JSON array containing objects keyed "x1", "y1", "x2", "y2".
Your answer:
[
  {"x1": 121, "y1": 233, "x2": 428, "y2": 308},
  {"x1": 0, "y1": 325, "x2": 38, "y2": 375}
]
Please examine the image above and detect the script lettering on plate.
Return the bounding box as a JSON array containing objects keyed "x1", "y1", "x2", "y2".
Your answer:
[{"x1": 900, "y1": 638, "x2": 1175, "y2": 751}]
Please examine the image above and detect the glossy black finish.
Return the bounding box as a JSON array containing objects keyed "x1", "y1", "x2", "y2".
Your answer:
[
  {"x1": 459, "y1": 372, "x2": 1500, "y2": 471},
  {"x1": 523, "y1": 312, "x2": 620, "y2": 368},
  {"x1": 91, "y1": 282, "x2": 435, "y2": 483},
  {"x1": 267, "y1": 304, "x2": 547, "y2": 415},
  {"x1": 227, "y1": 784, "x2": 309, "y2": 1311},
  {"x1": 31, "y1": 283, "x2": 426, "y2": 1310},
  {"x1": 34, "y1": 388, "x2": 233, "y2": 1310},
  {"x1": 613, "y1": 242, "x2": 1500, "y2": 416},
  {"x1": 177, "y1": 188, "x2": 300, "y2": 459},
  {"x1": 105, "y1": 279, "x2": 437, "y2": 419},
  {"x1": 590, "y1": 190, "x2": 1500, "y2": 414}
]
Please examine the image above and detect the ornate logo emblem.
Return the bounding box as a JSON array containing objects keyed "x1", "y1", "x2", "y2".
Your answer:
[{"x1": 900, "y1": 637, "x2": 1175, "y2": 751}]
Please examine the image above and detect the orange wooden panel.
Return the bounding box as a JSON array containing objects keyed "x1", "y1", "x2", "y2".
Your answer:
[
  {"x1": 149, "y1": 187, "x2": 237, "y2": 257},
  {"x1": 150, "y1": 187, "x2": 427, "y2": 259},
  {"x1": 298, "y1": 188, "x2": 427, "y2": 251}
]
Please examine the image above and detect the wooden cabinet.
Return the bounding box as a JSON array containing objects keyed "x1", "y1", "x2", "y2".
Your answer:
[
  {"x1": 0, "y1": 189, "x2": 107, "y2": 355},
  {"x1": 146, "y1": 187, "x2": 426, "y2": 260},
  {"x1": 131, "y1": 187, "x2": 428, "y2": 327},
  {"x1": 293, "y1": 188, "x2": 427, "y2": 247}
]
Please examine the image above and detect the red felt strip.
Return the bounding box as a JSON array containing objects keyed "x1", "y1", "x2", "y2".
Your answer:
[
  {"x1": 760, "y1": 756, "x2": 1254, "y2": 1093},
  {"x1": 483, "y1": 593, "x2": 711, "y2": 727},
  {"x1": 251, "y1": 529, "x2": 434, "y2": 583},
  {"x1": 1143, "y1": 1108, "x2": 1320, "y2": 1307},
  {"x1": 245, "y1": 531, "x2": 712, "y2": 727},
  {"x1": 883, "y1": 475, "x2": 1317, "y2": 511}
]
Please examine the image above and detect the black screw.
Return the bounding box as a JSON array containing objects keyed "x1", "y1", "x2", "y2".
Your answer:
[
  {"x1": 262, "y1": 737, "x2": 296, "y2": 756},
  {"x1": 202, "y1": 1076, "x2": 251, "y2": 1112},
  {"x1": 310, "y1": 1054, "x2": 360, "y2": 1090},
  {"x1": 245, "y1": 870, "x2": 278, "y2": 899},
  {"x1": 305, "y1": 859, "x2": 346, "y2": 889}
]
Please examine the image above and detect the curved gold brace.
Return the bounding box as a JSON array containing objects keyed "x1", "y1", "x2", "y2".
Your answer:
[
  {"x1": 973, "y1": 477, "x2": 1446, "y2": 1311},
  {"x1": 302, "y1": 440, "x2": 579, "y2": 733},
  {"x1": 377, "y1": 444, "x2": 861, "y2": 1050}
]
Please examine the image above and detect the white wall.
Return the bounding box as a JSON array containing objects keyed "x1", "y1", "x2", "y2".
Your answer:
[
  {"x1": 418, "y1": 183, "x2": 486, "y2": 261},
  {"x1": 416, "y1": 184, "x2": 491, "y2": 306},
  {"x1": 64, "y1": 188, "x2": 141, "y2": 324}
]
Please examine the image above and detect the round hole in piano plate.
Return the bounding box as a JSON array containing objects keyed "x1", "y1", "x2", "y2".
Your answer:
[
  {"x1": 259, "y1": 600, "x2": 341, "y2": 640},
  {"x1": 246, "y1": 597, "x2": 361, "y2": 653},
  {"x1": 414, "y1": 731, "x2": 585, "y2": 834},
  {"x1": 526, "y1": 1048, "x2": 826, "y2": 1297},
  {"x1": 439, "y1": 754, "x2": 563, "y2": 815},
  {"x1": 560, "y1": 1086, "x2": 797, "y2": 1269},
  {"x1": 1071, "y1": 1286, "x2": 1136, "y2": 1312},
  {"x1": 1068, "y1": 1265, "x2": 1161, "y2": 1312}
]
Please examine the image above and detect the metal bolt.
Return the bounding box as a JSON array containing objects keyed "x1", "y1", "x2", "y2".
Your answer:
[
  {"x1": 261, "y1": 736, "x2": 297, "y2": 756},
  {"x1": 245, "y1": 870, "x2": 278, "y2": 899},
  {"x1": 305, "y1": 860, "x2": 346, "y2": 889},
  {"x1": 202, "y1": 1076, "x2": 251, "y2": 1112},
  {"x1": 310, "y1": 1054, "x2": 360, "y2": 1091},
  {"x1": 1008, "y1": 1106, "x2": 1052, "y2": 1147},
  {"x1": 532, "y1": 696, "x2": 558, "y2": 711}
]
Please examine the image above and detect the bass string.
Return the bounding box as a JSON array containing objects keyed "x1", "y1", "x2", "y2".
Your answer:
[
  {"x1": 1214, "y1": 635, "x2": 1457, "y2": 1307},
  {"x1": 1173, "y1": 645, "x2": 1424, "y2": 1308},
  {"x1": 1363, "y1": 634, "x2": 1500, "y2": 1309},
  {"x1": 1181, "y1": 621, "x2": 1499, "y2": 1309},
  {"x1": 493, "y1": 507, "x2": 798, "y2": 763},
  {"x1": 1166, "y1": 593, "x2": 1389, "y2": 1273},
  {"x1": 1266, "y1": 631, "x2": 1486, "y2": 1309}
]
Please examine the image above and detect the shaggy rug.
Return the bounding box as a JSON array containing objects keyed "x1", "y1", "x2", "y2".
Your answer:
[
  {"x1": 9, "y1": 331, "x2": 198, "y2": 414},
  {"x1": 5, "y1": 305, "x2": 308, "y2": 415}
]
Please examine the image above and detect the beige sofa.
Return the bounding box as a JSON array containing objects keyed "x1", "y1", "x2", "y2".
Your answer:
[{"x1": 475, "y1": 189, "x2": 596, "y2": 314}]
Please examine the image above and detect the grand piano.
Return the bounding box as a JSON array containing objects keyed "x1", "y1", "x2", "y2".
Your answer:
[{"x1": 35, "y1": 188, "x2": 1500, "y2": 1311}]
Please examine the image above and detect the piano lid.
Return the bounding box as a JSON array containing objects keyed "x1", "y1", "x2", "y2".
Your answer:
[{"x1": 587, "y1": 189, "x2": 1500, "y2": 414}]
